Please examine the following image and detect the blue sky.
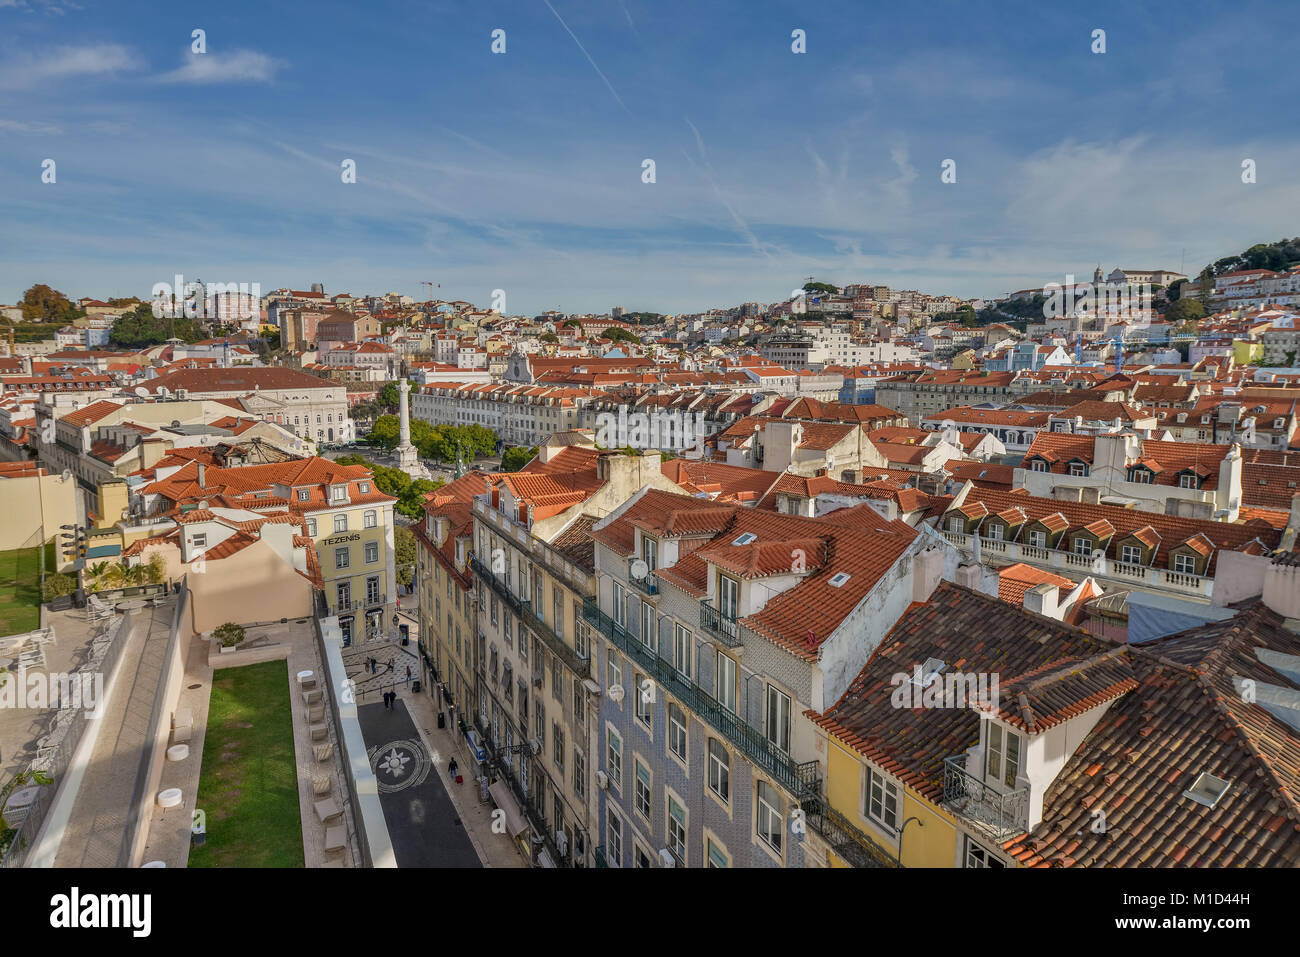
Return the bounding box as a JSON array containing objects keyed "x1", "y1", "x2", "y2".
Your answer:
[{"x1": 1, "y1": 0, "x2": 1297, "y2": 314}]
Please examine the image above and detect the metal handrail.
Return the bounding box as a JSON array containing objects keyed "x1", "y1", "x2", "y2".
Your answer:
[
  {"x1": 583, "y1": 596, "x2": 813, "y2": 798},
  {"x1": 941, "y1": 755, "x2": 1029, "y2": 840}
]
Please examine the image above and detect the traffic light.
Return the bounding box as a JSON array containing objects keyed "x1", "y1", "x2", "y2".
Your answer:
[{"x1": 59, "y1": 524, "x2": 87, "y2": 562}]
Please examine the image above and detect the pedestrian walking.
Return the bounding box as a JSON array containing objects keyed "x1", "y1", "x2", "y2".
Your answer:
[
  {"x1": 384, "y1": 691, "x2": 392, "y2": 709},
  {"x1": 448, "y1": 757, "x2": 458, "y2": 780},
  {"x1": 406, "y1": 664, "x2": 412, "y2": 681}
]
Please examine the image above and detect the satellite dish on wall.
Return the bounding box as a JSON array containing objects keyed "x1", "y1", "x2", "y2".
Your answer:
[
  {"x1": 61, "y1": 469, "x2": 72, "y2": 482},
  {"x1": 134, "y1": 386, "x2": 149, "y2": 398},
  {"x1": 199, "y1": 500, "x2": 209, "y2": 509}
]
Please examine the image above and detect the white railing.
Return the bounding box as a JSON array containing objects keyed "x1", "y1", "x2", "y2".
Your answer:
[{"x1": 940, "y1": 530, "x2": 1212, "y2": 600}]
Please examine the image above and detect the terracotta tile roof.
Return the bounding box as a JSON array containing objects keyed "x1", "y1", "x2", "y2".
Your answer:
[
  {"x1": 807, "y1": 582, "x2": 1116, "y2": 804},
  {"x1": 1005, "y1": 604, "x2": 1300, "y2": 867},
  {"x1": 551, "y1": 515, "x2": 597, "y2": 573},
  {"x1": 997, "y1": 562, "x2": 1074, "y2": 607},
  {"x1": 939, "y1": 488, "x2": 1280, "y2": 574},
  {"x1": 60, "y1": 399, "x2": 123, "y2": 427}
]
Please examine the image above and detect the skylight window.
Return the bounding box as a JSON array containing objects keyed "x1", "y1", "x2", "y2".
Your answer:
[
  {"x1": 732, "y1": 532, "x2": 757, "y2": 546},
  {"x1": 910, "y1": 657, "x2": 946, "y2": 689},
  {"x1": 1182, "y1": 772, "x2": 1232, "y2": 809},
  {"x1": 828, "y1": 572, "x2": 851, "y2": 587}
]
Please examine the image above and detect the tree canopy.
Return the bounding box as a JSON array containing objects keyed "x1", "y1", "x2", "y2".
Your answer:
[
  {"x1": 20, "y1": 284, "x2": 83, "y2": 323},
  {"x1": 108, "y1": 302, "x2": 204, "y2": 347},
  {"x1": 603, "y1": 326, "x2": 639, "y2": 344},
  {"x1": 802, "y1": 281, "x2": 839, "y2": 296},
  {"x1": 365, "y1": 414, "x2": 497, "y2": 461},
  {"x1": 1165, "y1": 298, "x2": 1206, "y2": 324},
  {"x1": 500, "y1": 446, "x2": 538, "y2": 472}
]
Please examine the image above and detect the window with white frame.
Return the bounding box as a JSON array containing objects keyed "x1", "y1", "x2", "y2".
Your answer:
[
  {"x1": 640, "y1": 601, "x2": 655, "y2": 649},
  {"x1": 964, "y1": 836, "x2": 1005, "y2": 868},
  {"x1": 1178, "y1": 473, "x2": 1198, "y2": 489},
  {"x1": 1068, "y1": 461, "x2": 1089, "y2": 477},
  {"x1": 866, "y1": 768, "x2": 900, "y2": 832},
  {"x1": 1027, "y1": 529, "x2": 1046, "y2": 548},
  {"x1": 668, "y1": 702, "x2": 687, "y2": 761},
  {"x1": 606, "y1": 728, "x2": 622, "y2": 791},
  {"x1": 1173, "y1": 552, "x2": 1198, "y2": 575},
  {"x1": 365, "y1": 542, "x2": 378, "y2": 563},
  {"x1": 716, "y1": 652, "x2": 737, "y2": 713},
  {"x1": 306, "y1": 518, "x2": 317, "y2": 537},
  {"x1": 363, "y1": 509, "x2": 377, "y2": 528},
  {"x1": 706, "y1": 837, "x2": 729, "y2": 868},
  {"x1": 673, "y1": 624, "x2": 692, "y2": 678},
  {"x1": 606, "y1": 649, "x2": 622, "y2": 693},
  {"x1": 634, "y1": 674, "x2": 652, "y2": 729},
  {"x1": 634, "y1": 760, "x2": 652, "y2": 820},
  {"x1": 708, "y1": 738, "x2": 729, "y2": 802},
  {"x1": 756, "y1": 781, "x2": 782, "y2": 853},
  {"x1": 334, "y1": 547, "x2": 350, "y2": 569},
  {"x1": 667, "y1": 795, "x2": 686, "y2": 862},
  {"x1": 985, "y1": 723, "x2": 1022, "y2": 789},
  {"x1": 612, "y1": 582, "x2": 626, "y2": 626},
  {"x1": 1072, "y1": 536, "x2": 1093, "y2": 557},
  {"x1": 1120, "y1": 544, "x2": 1142, "y2": 565},
  {"x1": 766, "y1": 686, "x2": 791, "y2": 753},
  {"x1": 333, "y1": 513, "x2": 348, "y2": 533}
]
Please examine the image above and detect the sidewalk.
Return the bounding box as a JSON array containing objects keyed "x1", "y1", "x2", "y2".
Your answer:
[{"x1": 397, "y1": 682, "x2": 525, "y2": 868}]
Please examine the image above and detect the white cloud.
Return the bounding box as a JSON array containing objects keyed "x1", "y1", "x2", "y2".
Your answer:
[
  {"x1": 155, "y1": 50, "x2": 282, "y2": 85},
  {"x1": 0, "y1": 117, "x2": 62, "y2": 134},
  {"x1": 0, "y1": 43, "x2": 134, "y2": 89}
]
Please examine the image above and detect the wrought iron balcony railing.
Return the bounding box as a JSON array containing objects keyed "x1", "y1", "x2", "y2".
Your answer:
[
  {"x1": 801, "y1": 796, "x2": 900, "y2": 868},
  {"x1": 470, "y1": 555, "x2": 523, "y2": 615},
  {"x1": 699, "y1": 598, "x2": 742, "y2": 648},
  {"x1": 627, "y1": 557, "x2": 659, "y2": 595},
  {"x1": 941, "y1": 755, "x2": 1030, "y2": 841},
  {"x1": 519, "y1": 600, "x2": 591, "y2": 679},
  {"x1": 584, "y1": 596, "x2": 815, "y2": 799}
]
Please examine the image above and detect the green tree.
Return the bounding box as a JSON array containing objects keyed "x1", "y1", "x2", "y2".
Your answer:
[
  {"x1": 539, "y1": 332, "x2": 559, "y2": 343},
  {"x1": 603, "y1": 326, "x2": 639, "y2": 344},
  {"x1": 394, "y1": 525, "x2": 416, "y2": 587},
  {"x1": 802, "y1": 281, "x2": 839, "y2": 296},
  {"x1": 108, "y1": 302, "x2": 203, "y2": 348},
  {"x1": 501, "y1": 446, "x2": 537, "y2": 472},
  {"x1": 1166, "y1": 298, "x2": 1206, "y2": 324},
  {"x1": 21, "y1": 284, "x2": 82, "y2": 323},
  {"x1": 1196, "y1": 267, "x2": 1214, "y2": 307},
  {"x1": 378, "y1": 381, "x2": 401, "y2": 411},
  {"x1": 1167, "y1": 278, "x2": 1188, "y2": 302}
]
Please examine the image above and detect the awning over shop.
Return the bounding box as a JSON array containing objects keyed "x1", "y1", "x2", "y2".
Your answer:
[{"x1": 488, "y1": 780, "x2": 530, "y2": 838}]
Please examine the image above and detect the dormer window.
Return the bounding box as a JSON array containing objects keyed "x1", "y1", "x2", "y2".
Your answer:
[
  {"x1": 1068, "y1": 460, "x2": 1089, "y2": 477},
  {"x1": 297, "y1": 489, "x2": 310, "y2": 501},
  {"x1": 1030, "y1": 459, "x2": 1049, "y2": 473},
  {"x1": 1178, "y1": 472, "x2": 1200, "y2": 489},
  {"x1": 1128, "y1": 466, "x2": 1154, "y2": 484},
  {"x1": 948, "y1": 516, "x2": 965, "y2": 534},
  {"x1": 329, "y1": 485, "x2": 347, "y2": 503},
  {"x1": 359, "y1": 481, "x2": 371, "y2": 493}
]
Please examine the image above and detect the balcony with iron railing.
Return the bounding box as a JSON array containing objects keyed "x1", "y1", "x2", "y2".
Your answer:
[
  {"x1": 941, "y1": 755, "x2": 1030, "y2": 842},
  {"x1": 627, "y1": 557, "x2": 659, "y2": 596},
  {"x1": 470, "y1": 554, "x2": 523, "y2": 614},
  {"x1": 584, "y1": 596, "x2": 817, "y2": 799},
  {"x1": 699, "y1": 598, "x2": 742, "y2": 648},
  {"x1": 802, "y1": 797, "x2": 900, "y2": 868},
  {"x1": 519, "y1": 601, "x2": 591, "y2": 680}
]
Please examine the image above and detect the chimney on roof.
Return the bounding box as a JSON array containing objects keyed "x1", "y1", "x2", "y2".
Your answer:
[
  {"x1": 1023, "y1": 581, "x2": 1062, "y2": 620},
  {"x1": 198, "y1": 463, "x2": 207, "y2": 489}
]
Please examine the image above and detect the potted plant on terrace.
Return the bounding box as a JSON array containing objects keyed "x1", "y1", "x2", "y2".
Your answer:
[{"x1": 214, "y1": 622, "x2": 246, "y2": 654}]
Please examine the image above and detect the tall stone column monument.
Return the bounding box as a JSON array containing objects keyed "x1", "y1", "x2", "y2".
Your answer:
[{"x1": 394, "y1": 378, "x2": 431, "y2": 480}]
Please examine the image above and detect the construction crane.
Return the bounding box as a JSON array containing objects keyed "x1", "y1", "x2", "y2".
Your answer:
[{"x1": 419, "y1": 280, "x2": 441, "y2": 303}]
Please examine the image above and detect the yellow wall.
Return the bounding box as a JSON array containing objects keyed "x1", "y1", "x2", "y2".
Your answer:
[
  {"x1": 824, "y1": 730, "x2": 961, "y2": 868},
  {"x1": 1233, "y1": 339, "x2": 1263, "y2": 365},
  {"x1": 96, "y1": 481, "x2": 129, "y2": 529},
  {"x1": 188, "y1": 539, "x2": 314, "y2": 633},
  {"x1": 0, "y1": 471, "x2": 79, "y2": 567}
]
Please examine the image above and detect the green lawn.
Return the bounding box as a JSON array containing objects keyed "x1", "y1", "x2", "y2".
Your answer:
[
  {"x1": 190, "y1": 660, "x2": 304, "y2": 868},
  {"x1": 0, "y1": 544, "x2": 56, "y2": 638}
]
